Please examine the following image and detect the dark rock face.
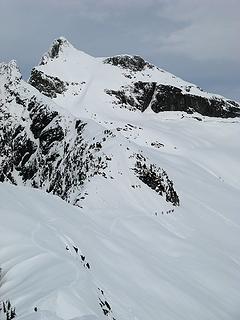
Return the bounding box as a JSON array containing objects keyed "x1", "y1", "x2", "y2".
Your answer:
[
  {"x1": 0, "y1": 77, "x2": 108, "y2": 206},
  {"x1": 29, "y1": 69, "x2": 67, "y2": 98},
  {"x1": 48, "y1": 38, "x2": 64, "y2": 59},
  {"x1": 106, "y1": 81, "x2": 240, "y2": 118},
  {"x1": 151, "y1": 85, "x2": 240, "y2": 117},
  {"x1": 106, "y1": 82, "x2": 156, "y2": 112},
  {"x1": 39, "y1": 37, "x2": 69, "y2": 64},
  {"x1": 133, "y1": 82, "x2": 156, "y2": 112},
  {"x1": 104, "y1": 55, "x2": 154, "y2": 72},
  {"x1": 132, "y1": 154, "x2": 180, "y2": 206}
]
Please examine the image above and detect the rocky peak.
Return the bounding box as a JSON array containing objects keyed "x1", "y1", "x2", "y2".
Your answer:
[
  {"x1": 39, "y1": 36, "x2": 74, "y2": 65},
  {"x1": 0, "y1": 60, "x2": 22, "y2": 85}
]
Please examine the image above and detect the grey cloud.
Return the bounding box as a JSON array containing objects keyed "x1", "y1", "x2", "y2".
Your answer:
[
  {"x1": 0, "y1": 0, "x2": 239, "y2": 100},
  {"x1": 153, "y1": 0, "x2": 240, "y2": 62}
]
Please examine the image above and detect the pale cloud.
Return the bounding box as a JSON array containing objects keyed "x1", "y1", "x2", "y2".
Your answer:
[
  {"x1": 152, "y1": 0, "x2": 240, "y2": 62},
  {"x1": 0, "y1": 0, "x2": 239, "y2": 100}
]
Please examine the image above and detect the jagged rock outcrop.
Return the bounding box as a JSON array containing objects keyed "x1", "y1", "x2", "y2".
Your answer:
[
  {"x1": 104, "y1": 55, "x2": 154, "y2": 72},
  {"x1": 0, "y1": 61, "x2": 108, "y2": 206},
  {"x1": 132, "y1": 154, "x2": 180, "y2": 206},
  {"x1": 106, "y1": 81, "x2": 240, "y2": 117},
  {"x1": 106, "y1": 82, "x2": 156, "y2": 112},
  {"x1": 39, "y1": 36, "x2": 72, "y2": 65},
  {"x1": 150, "y1": 85, "x2": 240, "y2": 117},
  {"x1": 29, "y1": 69, "x2": 67, "y2": 98}
]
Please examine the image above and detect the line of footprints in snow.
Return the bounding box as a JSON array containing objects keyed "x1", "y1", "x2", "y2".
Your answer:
[
  {"x1": 64, "y1": 244, "x2": 116, "y2": 319},
  {"x1": 65, "y1": 244, "x2": 90, "y2": 269},
  {"x1": 33, "y1": 245, "x2": 115, "y2": 318},
  {"x1": 155, "y1": 209, "x2": 175, "y2": 216}
]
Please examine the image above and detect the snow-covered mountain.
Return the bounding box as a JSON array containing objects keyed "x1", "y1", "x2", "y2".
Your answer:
[
  {"x1": 0, "y1": 37, "x2": 240, "y2": 320},
  {"x1": 29, "y1": 37, "x2": 240, "y2": 118}
]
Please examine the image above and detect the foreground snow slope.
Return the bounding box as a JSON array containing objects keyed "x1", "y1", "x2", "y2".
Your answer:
[
  {"x1": 1, "y1": 38, "x2": 240, "y2": 320},
  {"x1": 0, "y1": 149, "x2": 240, "y2": 320}
]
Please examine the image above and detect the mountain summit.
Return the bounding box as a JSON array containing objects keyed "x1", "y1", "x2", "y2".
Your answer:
[
  {"x1": 39, "y1": 36, "x2": 75, "y2": 65},
  {"x1": 30, "y1": 37, "x2": 240, "y2": 118},
  {"x1": 0, "y1": 38, "x2": 240, "y2": 320},
  {"x1": 0, "y1": 60, "x2": 22, "y2": 83}
]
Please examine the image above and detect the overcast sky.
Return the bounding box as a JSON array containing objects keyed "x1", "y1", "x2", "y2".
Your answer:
[{"x1": 1, "y1": 0, "x2": 239, "y2": 100}]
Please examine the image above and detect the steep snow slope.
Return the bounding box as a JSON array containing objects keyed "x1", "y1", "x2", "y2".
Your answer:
[
  {"x1": 1, "y1": 38, "x2": 240, "y2": 320},
  {"x1": 1, "y1": 171, "x2": 240, "y2": 320}
]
